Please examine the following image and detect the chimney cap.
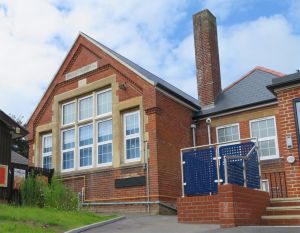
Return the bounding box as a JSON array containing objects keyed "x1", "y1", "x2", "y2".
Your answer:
[{"x1": 193, "y1": 9, "x2": 216, "y2": 19}]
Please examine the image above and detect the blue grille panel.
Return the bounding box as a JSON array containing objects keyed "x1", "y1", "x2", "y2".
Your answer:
[
  {"x1": 219, "y1": 142, "x2": 260, "y2": 189},
  {"x1": 183, "y1": 148, "x2": 217, "y2": 195}
]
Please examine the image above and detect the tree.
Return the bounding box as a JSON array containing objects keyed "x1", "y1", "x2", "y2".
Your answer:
[{"x1": 9, "y1": 114, "x2": 29, "y2": 158}]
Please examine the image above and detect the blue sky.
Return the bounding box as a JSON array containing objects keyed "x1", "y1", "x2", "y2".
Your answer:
[{"x1": 0, "y1": 0, "x2": 300, "y2": 120}]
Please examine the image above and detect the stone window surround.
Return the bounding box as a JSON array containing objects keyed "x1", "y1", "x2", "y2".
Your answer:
[{"x1": 33, "y1": 74, "x2": 147, "y2": 174}]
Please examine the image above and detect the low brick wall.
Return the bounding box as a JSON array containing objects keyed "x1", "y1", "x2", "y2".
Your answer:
[
  {"x1": 177, "y1": 184, "x2": 270, "y2": 228},
  {"x1": 177, "y1": 195, "x2": 219, "y2": 224},
  {"x1": 219, "y1": 185, "x2": 270, "y2": 228}
]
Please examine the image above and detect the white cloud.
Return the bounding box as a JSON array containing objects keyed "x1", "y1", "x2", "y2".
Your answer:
[
  {"x1": 218, "y1": 15, "x2": 300, "y2": 88},
  {"x1": 0, "y1": 0, "x2": 300, "y2": 121}
]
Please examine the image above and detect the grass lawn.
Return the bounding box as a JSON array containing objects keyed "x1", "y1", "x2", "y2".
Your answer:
[{"x1": 0, "y1": 204, "x2": 115, "y2": 233}]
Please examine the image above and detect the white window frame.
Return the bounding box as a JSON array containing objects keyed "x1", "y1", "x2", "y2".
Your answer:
[
  {"x1": 96, "y1": 88, "x2": 112, "y2": 119},
  {"x1": 78, "y1": 123, "x2": 94, "y2": 169},
  {"x1": 61, "y1": 101, "x2": 76, "y2": 126},
  {"x1": 61, "y1": 128, "x2": 76, "y2": 172},
  {"x1": 249, "y1": 116, "x2": 279, "y2": 160},
  {"x1": 42, "y1": 134, "x2": 52, "y2": 169},
  {"x1": 216, "y1": 123, "x2": 240, "y2": 145},
  {"x1": 78, "y1": 95, "x2": 94, "y2": 122},
  {"x1": 97, "y1": 118, "x2": 113, "y2": 167},
  {"x1": 261, "y1": 179, "x2": 270, "y2": 193},
  {"x1": 124, "y1": 111, "x2": 141, "y2": 163}
]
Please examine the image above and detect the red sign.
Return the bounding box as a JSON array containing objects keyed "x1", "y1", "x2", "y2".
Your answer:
[{"x1": 0, "y1": 165, "x2": 8, "y2": 187}]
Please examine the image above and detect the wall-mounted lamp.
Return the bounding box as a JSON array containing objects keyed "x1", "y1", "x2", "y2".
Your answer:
[{"x1": 286, "y1": 133, "x2": 293, "y2": 149}]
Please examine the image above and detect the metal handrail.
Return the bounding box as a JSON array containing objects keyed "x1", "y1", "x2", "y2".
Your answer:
[
  {"x1": 180, "y1": 137, "x2": 258, "y2": 152},
  {"x1": 223, "y1": 145, "x2": 257, "y2": 186}
]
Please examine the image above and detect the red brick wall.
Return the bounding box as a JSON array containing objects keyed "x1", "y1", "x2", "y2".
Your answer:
[
  {"x1": 62, "y1": 165, "x2": 146, "y2": 202},
  {"x1": 156, "y1": 91, "x2": 194, "y2": 204},
  {"x1": 276, "y1": 86, "x2": 300, "y2": 197},
  {"x1": 177, "y1": 185, "x2": 270, "y2": 228},
  {"x1": 177, "y1": 195, "x2": 219, "y2": 224},
  {"x1": 219, "y1": 184, "x2": 270, "y2": 228}
]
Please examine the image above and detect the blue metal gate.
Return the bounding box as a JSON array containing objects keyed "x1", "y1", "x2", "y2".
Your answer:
[
  {"x1": 182, "y1": 141, "x2": 260, "y2": 196},
  {"x1": 182, "y1": 148, "x2": 217, "y2": 195}
]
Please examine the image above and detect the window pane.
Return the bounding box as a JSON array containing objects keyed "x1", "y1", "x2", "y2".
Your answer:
[
  {"x1": 97, "y1": 90, "x2": 112, "y2": 115},
  {"x1": 63, "y1": 151, "x2": 74, "y2": 169},
  {"x1": 63, "y1": 102, "x2": 75, "y2": 125},
  {"x1": 259, "y1": 139, "x2": 276, "y2": 158},
  {"x1": 43, "y1": 156, "x2": 52, "y2": 169},
  {"x1": 217, "y1": 125, "x2": 239, "y2": 143},
  {"x1": 125, "y1": 112, "x2": 139, "y2": 135},
  {"x1": 98, "y1": 120, "x2": 112, "y2": 142},
  {"x1": 63, "y1": 129, "x2": 75, "y2": 150},
  {"x1": 80, "y1": 147, "x2": 92, "y2": 167},
  {"x1": 43, "y1": 135, "x2": 52, "y2": 153},
  {"x1": 251, "y1": 118, "x2": 277, "y2": 138},
  {"x1": 79, "y1": 124, "x2": 93, "y2": 146},
  {"x1": 98, "y1": 143, "x2": 112, "y2": 164},
  {"x1": 126, "y1": 137, "x2": 140, "y2": 159},
  {"x1": 79, "y1": 96, "x2": 93, "y2": 120}
]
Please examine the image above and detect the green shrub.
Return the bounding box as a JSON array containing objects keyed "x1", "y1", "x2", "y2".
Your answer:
[
  {"x1": 44, "y1": 177, "x2": 79, "y2": 211},
  {"x1": 20, "y1": 175, "x2": 79, "y2": 211},
  {"x1": 20, "y1": 173, "x2": 46, "y2": 207}
]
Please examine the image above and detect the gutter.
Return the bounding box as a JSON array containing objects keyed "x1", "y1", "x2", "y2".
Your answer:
[{"x1": 194, "y1": 99, "x2": 278, "y2": 120}]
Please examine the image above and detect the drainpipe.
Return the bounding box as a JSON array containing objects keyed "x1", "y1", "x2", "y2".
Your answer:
[
  {"x1": 144, "y1": 141, "x2": 150, "y2": 213},
  {"x1": 206, "y1": 118, "x2": 212, "y2": 145},
  {"x1": 190, "y1": 124, "x2": 196, "y2": 147}
]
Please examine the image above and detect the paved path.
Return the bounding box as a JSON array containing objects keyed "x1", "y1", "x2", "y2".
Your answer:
[
  {"x1": 84, "y1": 215, "x2": 300, "y2": 233},
  {"x1": 84, "y1": 215, "x2": 219, "y2": 233},
  {"x1": 204, "y1": 226, "x2": 300, "y2": 233}
]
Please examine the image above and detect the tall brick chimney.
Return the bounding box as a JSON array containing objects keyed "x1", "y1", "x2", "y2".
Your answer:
[{"x1": 193, "y1": 9, "x2": 221, "y2": 109}]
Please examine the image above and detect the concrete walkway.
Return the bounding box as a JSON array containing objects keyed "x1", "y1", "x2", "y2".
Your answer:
[
  {"x1": 84, "y1": 215, "x2": 219, "y2": 233},
  {"x1": 84, "y1": 215, "x2": 300, "y2": 233}
]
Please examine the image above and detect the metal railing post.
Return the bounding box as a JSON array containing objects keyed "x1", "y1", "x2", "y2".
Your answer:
[
  {"x1": 180, "y1": 150, "x2": 185, "y2": 197},
  {"x1": 224, "y1": 156, "x2": 228, "y2": 184},
  {"x1": 243, "y1": 159, "x2": 247, "y2": 187},
  {"x1": 215, "y1": 147, "x2": 221, "y2": 185}
]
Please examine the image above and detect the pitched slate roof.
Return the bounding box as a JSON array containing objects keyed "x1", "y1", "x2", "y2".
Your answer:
[
  {"x1": 195, "y1": 67, "x2": 284, "y2": 118},
  {"x1": 11, "y1": 150, "x2": 28, "y2": 165},
  {"x1": 268, "y1": 71, "x2": 300, "y2": 90},
  {"x1": 80, "y1": 33, "x2": 200, "y2": 109}
]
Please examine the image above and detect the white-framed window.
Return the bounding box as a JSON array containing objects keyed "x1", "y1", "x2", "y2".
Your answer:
[
  {"x1": 124, "y1": 111, "x2": 141, "y2": 162},
  {"x1": 97, "y1": 89, "x2": 112, "y2": 116},
  {"x1": 61, "y1": 128, "x2": 75, "y2": 171},
  {"x1": 261, "y1": 179, "x2": 270, "y2": 193},
  {"x1": 62, "y1": 101, "x2": 75, "y2": 126},
  {"x1": 78, "y1": 95, "x2": 93, "y2": 121},
  {"x1": 97, "y1": 119, "x2": 113, "y2": 166},
  {"x1": 216, "y1": 124, "x2": 240, "y2": 144},
  {"x1": 250, "y1": 116, "x2": 279, "y2": 160},
  {"x1": 42, "y1": 134, "x2": 52, "y2": 169},
  {"x1": 78, "y1": 124, "x2": 93, "y2": 168}
]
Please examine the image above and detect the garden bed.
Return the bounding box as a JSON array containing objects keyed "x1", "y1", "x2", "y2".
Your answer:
[{"x1": 0, "y1": 204, "x2": 115, "y2": 233}]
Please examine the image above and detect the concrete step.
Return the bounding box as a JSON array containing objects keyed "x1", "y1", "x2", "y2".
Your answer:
[
  {"x1": 266, "y1": 209, "x2": 300, "y2": 215},
  {"x1": 270, "y1": 198, "x2": 300, "y2": 207},
  {"x1": 261, "y1": 215, "x2": 300, "y2": 226}
]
